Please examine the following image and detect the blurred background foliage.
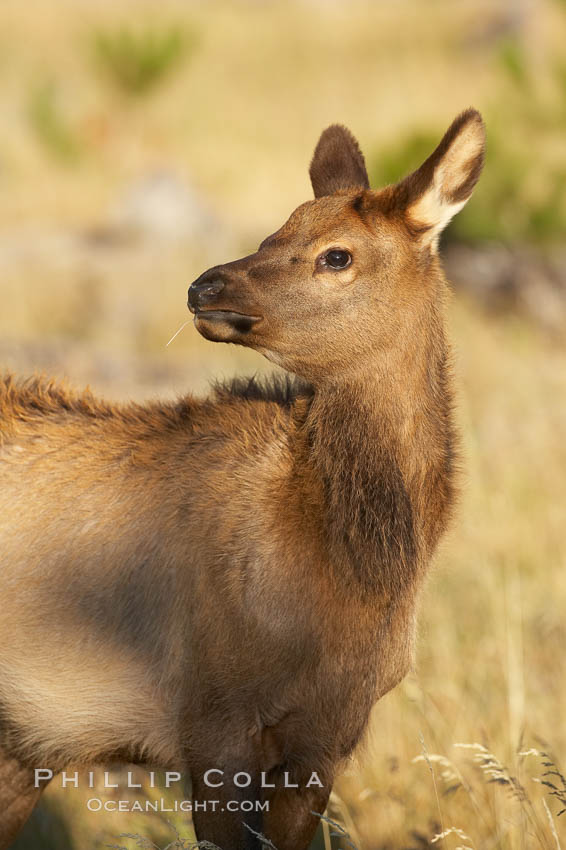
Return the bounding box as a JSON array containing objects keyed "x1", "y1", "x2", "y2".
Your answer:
[
  {"x1": 370, "y1": 28, "x2": 566, "y2": 245},
  {"x1": 0, "y1": 0, "x2": 565, "y2": 358},
  {"x1": 0, "y1": 0, "x2": 563, "y2": 243},
  {"x1": 92, "y1": 24, "x2": 193, "y2": 97},
  {"x1": 1, "y1": 1, "x2": 566, "y2": 848}
]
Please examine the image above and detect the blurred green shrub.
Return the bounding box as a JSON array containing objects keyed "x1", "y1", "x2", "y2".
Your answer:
[
  {"x1": 370, "y1": 34, "x2": 566, "y2": 246},
  {"x1": 92, "y1": 25, "x2": 194, "y2": 96},
  {"x1": 370, "y1": 123, "x2": 566, "y2": 246},
  {"x1": 369, "y1": 131, "x2": 439, "y2": 190},
  {"x1": 28, "y1": 81, "x2": 82, "y2": 163},
  {"x1": 498, "y1": 36, "x2": 529, "y2": 88}
]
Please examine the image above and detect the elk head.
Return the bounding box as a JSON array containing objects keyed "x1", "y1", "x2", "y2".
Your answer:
[{"x1": 188, "y1": 109, "x2": 485, "y2": 383}]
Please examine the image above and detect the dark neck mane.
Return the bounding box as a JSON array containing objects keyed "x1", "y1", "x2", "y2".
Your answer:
[{"x1": 297, "y1": 327, "x2": 457, "y2": 596}]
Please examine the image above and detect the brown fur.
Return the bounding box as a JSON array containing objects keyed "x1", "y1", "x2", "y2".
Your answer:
[
  {"x1": 0, "y1": 110, "x2": 485, "y2": 849},
  {"x1": 309, "y1": 124, "x2": 370, "y2": 197}
]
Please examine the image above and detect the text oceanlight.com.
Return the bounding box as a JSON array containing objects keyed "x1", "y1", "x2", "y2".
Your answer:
[{"x1": 86, "y1": 798, "x2": 269, "y2": 813}]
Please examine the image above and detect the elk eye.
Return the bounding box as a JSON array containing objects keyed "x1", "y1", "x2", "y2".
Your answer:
[{"x1": 324, "y1": 249, "x2": 352, "y2": 270}]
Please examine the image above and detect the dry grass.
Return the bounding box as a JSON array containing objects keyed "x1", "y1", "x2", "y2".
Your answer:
[{"x1": 2, "y1": 1, "x2": 566, "y2": 848}]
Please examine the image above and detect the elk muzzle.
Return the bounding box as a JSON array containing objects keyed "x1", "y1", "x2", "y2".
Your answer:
[
  {"x1": 188, "y1": 267, "x2": 262, "y2": 342},
  {"x1": 188, "y1": 276, "x2": 225, "y2": 311}
]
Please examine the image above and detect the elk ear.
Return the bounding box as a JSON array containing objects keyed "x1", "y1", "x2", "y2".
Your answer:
[
  {"x1": 309, "y1": 124, "x2": 370, "y2": 198},
  {"x1": 394, "y1": 109, "x2": 485, "y2": 248}
]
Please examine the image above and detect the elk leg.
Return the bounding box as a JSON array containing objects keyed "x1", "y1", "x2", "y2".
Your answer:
[
  {"x1": 190, "y1": 759, "x2": 265, "y2": 850},
  {"x1": 0, "y1": 746, "x2": 44, "y2": 850},
  {"x1": 263, "y1": 784, "x2": 332, "y2": 850}
]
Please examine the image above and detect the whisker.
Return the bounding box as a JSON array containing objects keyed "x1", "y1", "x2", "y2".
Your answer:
[{"x1": 166, "y1": 320, "x2": 191, "y2": 348}]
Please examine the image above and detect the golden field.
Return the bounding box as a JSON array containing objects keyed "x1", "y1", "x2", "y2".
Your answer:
[{"x1": 2, "y1": 1, "x2": 566, "y2": 847}]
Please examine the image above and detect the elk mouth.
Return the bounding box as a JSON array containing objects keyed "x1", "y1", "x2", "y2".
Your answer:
[{"x1": 192, "y1": 309, "x2": 262, "y2": 339}]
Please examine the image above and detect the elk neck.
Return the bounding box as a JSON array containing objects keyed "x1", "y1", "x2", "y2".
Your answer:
[{"x1": 292, "y1": 297, "x2": 457, "y2": 598}]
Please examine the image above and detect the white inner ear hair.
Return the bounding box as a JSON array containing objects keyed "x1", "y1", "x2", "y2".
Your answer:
[{"x1": 408, "y1": 123, "x2": 483, "y2": 247}]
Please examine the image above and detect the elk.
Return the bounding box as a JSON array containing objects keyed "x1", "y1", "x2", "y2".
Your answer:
[{"x1": 0, "y1": 109, "x2": 485, "y2": 849}]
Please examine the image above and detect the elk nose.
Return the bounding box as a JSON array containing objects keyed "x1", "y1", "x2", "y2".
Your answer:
[{"x1": 187, "y1": 276, "x2": 225, "y2": 313}]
